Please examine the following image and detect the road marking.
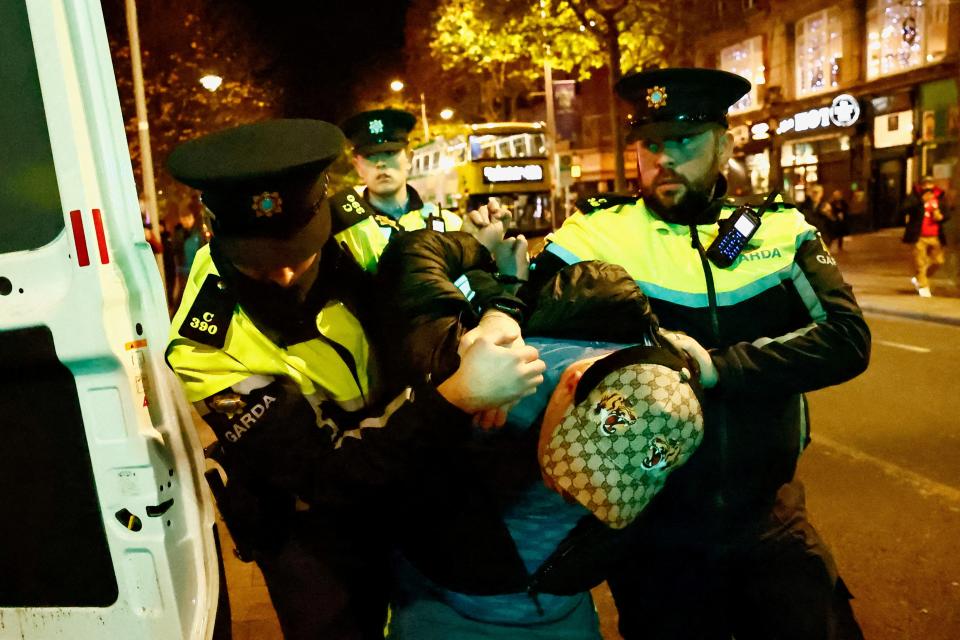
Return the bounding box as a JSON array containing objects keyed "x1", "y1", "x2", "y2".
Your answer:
[
  {"x1": 874, "y1": 339, "x2": 931, "y2": 353},
  {"x1": 814, "y1": 435, "x2": 960, "y2": 505}
]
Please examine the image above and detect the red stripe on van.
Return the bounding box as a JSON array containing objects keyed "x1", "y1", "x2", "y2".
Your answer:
[
  {"x1": 92, "y1": 209, "x2": 109, "y2": 264},
  {"x1": 70, "y1": 209, "x2": 90, "y2": 267}
]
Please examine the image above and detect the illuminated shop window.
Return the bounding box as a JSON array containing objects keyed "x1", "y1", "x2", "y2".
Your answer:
[
  {"x1": 795, "y1": 9, "x2": 843, "y2": 97},
  {"x1": 866, "y1": 0, "x2": 948, "y2": 79},
  {"x1": 746, "y1": 150, "x2": 770, "y2": 194},
  {"x1": 720, "y1": 36, "x2": 764, "y2": 113}
]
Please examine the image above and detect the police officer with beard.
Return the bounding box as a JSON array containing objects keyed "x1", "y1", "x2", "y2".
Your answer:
[{"x1": 524, "y1": 68, "x2": 869, "y2": 639}]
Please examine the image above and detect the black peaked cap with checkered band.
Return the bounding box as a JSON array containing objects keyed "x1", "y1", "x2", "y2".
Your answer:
[
  {"x1": 167, "y1": 119, "x2": 343, "y2": 241},
  {"x1": 341, "y1": 108, "x2": 416, "y2": 155},
  {"x1": 616, "y1": 67, "x2": 751, "y2": 141}
]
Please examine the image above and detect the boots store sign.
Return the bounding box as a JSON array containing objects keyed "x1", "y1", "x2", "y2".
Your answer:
[{"x1": 776, "y1": 94, "x2": 860, "y2": 135}]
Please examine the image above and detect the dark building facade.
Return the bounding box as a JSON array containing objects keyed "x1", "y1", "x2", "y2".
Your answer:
[{"x1": 690, "y1": 0, "x2": 959, "y2": 231}]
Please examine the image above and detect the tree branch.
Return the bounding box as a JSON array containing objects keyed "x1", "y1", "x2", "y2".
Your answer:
[{"x1": 562, "y1": 0, "x2": 606, "y2": 38}]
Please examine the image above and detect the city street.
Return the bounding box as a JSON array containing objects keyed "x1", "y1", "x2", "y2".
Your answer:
[{"x1": 801, "y1": 313, "x2": 960, "y2": 639}]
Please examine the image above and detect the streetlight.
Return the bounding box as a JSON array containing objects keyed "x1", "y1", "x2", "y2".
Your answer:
[
  {"x1": 440, "y1": 108, "x2": 454, "y2": 121},
  {"x1": 199, "y1": 74, "x2": 223, "y2": 92},
  {"x1": 388, "y1": 79, "x2": 429, "y2": 139}
]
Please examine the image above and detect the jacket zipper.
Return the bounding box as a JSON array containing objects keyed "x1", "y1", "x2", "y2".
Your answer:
[
  {"x1": 689, "y1": 225, "x2": 728, "y2": 511},
  {"x1": 524, "y1": 532, "x2": 583, "y2": 617}
]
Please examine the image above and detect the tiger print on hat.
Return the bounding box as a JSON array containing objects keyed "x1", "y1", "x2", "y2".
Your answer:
[{"x1": 541, "y1": 362, "x2": 704, "y2": 529}]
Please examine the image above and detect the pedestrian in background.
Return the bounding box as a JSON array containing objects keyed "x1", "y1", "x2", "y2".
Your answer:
[
  {"x1": 168, "y1": 200, "x2": 204, "y2": 311},
  {"x1": 804, "y1": 183, "x2": 836, "y2": 247},
  {"x1": 901, "y1": 175, "x2": 950, "y2": 297},
  {"x1": 829, "y1": 189, "x2": 850, "y2": 252}
]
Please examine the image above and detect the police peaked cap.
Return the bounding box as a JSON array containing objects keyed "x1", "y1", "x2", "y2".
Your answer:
[
  {"x1": 616, "y1": 67, "x2": 751, "y2": 140},
  {"x1": 341, "y1": 108, "x2": 416, "y2": 155},
  {"x1": 167, "y1": 119, "x2": 344, "y2": 265}
]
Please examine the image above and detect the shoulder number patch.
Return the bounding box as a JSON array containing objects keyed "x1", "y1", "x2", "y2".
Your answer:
[
  {"x1": 179, "y1": 274, "x2": 235, "y2": 348},
  {"x1": 575, "y1": 193, "x2": 638, "y2": 215}
]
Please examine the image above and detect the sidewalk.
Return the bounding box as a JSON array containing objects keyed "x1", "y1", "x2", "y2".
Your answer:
[{"x1": 834, "y1": 228, "x2": 960, "y2": 326}]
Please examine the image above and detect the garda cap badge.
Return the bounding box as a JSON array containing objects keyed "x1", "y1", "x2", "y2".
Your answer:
[
  {"x1": 646, "y1": 86, "x2": 668, "y2": 109},
  {"x1": 251, "y1": 191, "x2": 282, "y2": 217},
  {"x1": 368, "y1": 119, "x2": 385, "y2": 135}
]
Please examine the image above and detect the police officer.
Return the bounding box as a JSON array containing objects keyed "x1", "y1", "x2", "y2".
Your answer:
[
  {"x1": 525, "y1": 68, "x2": 869, "y2": 639},
  {"x1": 165, "y1": 119, "x2": 545, "y2": 639},
  {"x1": 333, "y1": 108, "x2": 462, "y2": 235}
]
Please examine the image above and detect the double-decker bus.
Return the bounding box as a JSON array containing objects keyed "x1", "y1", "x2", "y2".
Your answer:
[{"x1": 409, "y1": 122, "x2": 554, "y2": 235}]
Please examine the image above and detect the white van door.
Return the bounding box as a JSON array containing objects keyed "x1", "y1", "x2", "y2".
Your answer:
[{"x1": 0, "y1": 1, "x2": 219, "y2": 638}]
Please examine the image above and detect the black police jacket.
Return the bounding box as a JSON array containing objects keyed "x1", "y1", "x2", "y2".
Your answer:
[{"x1": 375, "y1": 231, "x2": 661, "y2": 596}]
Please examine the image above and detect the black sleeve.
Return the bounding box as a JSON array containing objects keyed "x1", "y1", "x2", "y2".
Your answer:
[
  {"x1": 200, "y1": 376, "x2": 470, "y2": 510},
  {"x1": 376, "y1": 229, "x2": 524, "y2": 379},
  {"x1": 520, "y1": 245, "x2": 569, "y2": 309},
  {"x1": 710, "y1": 235, "x2": 871, "y2": 396}
]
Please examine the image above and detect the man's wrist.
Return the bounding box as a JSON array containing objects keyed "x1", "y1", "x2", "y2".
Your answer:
[{"x1": 481, "y1": 298, "x2": 524, "y2": 324}]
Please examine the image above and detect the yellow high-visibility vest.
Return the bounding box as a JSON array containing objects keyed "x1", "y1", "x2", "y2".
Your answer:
[
  {"x1": 167, "y1": 242, "x2": 375, "y2": 407},
  {"x1": 544, "y1": 197, "x2": 822, "y2": 315}
]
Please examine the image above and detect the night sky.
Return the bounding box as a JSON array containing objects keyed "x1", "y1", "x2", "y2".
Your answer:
[
  {"x1": 103, "y1": 0, "x2": 413, "y2": 122},
  {"x1": 232, "y1": 0, "x2": 412, "y2": 120}
]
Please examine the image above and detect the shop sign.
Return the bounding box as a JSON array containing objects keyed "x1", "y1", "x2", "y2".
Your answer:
[
  {"x1": 750, "y1": 122, "x2": 771, "y2": 140},
  {"x1": 482, "y1": 163, "x2": 544, "y2": 184},
  {"x1": 776, "y1": 94, "x2": 861, "y2": 135}
]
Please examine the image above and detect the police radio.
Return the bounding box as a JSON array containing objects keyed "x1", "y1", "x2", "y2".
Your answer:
[
  {"x1": 705, "y1": 189, "x2": 779, "y2": 268},
  {"x1": 421, "y1": 202, "x2": 447, "y2": 232}
]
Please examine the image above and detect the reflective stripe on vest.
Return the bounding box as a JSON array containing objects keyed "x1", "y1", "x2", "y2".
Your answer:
[
  {"x1": 397, "y1": 208, "x2": 463, "y2": 232},
  {"x1": 545, "y1": 200, "x2": 818, "y2": 309},
  {"x1": 167, "y1": 244, "x2": 372, "y2": 404}
]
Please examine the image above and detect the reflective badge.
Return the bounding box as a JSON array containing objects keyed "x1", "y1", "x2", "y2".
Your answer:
[
  {"x1": 646, "y1": 86, "x2": 668, "y2": 109},
  {"x1": 179, "y1": 274, "x2": 235, "y2": 348},
  {"x1": 368, "y1": 119, "x2": 384, "y2": 135},
  {"x1": 342, "y1": 193, "x2": 366, "y2": 215},
  {"x1": 252, "y1": 191, "x2": 282, "y2": 218},
  {"x1": 209, "y1": 392, "x2": 246, "y2": 419}
]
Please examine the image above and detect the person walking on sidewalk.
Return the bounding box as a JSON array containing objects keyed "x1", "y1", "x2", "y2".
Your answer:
[
  {"x1": 829, "y1": 189, "x2": 850, "y2": 252},
  {"x1": 902, "y1": 175, "x2": 950, "y2": 297},
  {"x1": 803, "y1": 184, "x2": 837, "y2": 247}
]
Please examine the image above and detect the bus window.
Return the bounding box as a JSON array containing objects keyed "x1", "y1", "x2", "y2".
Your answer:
[
  {"x1": 512, "y1": 137, "x2": 528, "y2": 158},
  {"x1": 0, "y1": 0, "x2": 64, "y2": 254}
]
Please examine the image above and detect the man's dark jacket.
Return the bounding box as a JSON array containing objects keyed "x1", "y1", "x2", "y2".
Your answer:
[{"x1": 375, "y1": 231, "x2": 661, "y2": 596}]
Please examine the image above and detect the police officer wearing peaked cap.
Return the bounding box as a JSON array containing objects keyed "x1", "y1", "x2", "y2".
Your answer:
[
  {"x1": 524, "y1": 68, "x2": 869, "y2": 638},
  {"x1": 165, "y1": 118, "x2": 547, "y2": 639},
  {"x1": 618, "y1": 67, "x2": 752, "y2": 140},
  {"x1": 167, "y1": 119, "x2": 342, "y2": 271},
  {"x1": 332, "y1": 108, "x2": 463, "y2": 239}
]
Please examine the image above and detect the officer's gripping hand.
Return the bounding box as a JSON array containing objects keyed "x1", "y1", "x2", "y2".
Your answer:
[
  {"x1": 493, "y1": 234, "x2": 529, "y2": 285},
  {"x1": 458, "y1": 310, "x2": 527, "y2": 429},
  {"x1": 659, "y1": 330, "x2": 719, "y2": 389},
  {"x1": 462, "y1": 197, "x2": 514, "y2": 251},
  {"x1": 437, "y1": 326, "x2": 545, "y2": 428},
  {"x1": 459, "y1": 309, "x2": 523, "y2": 352}
]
